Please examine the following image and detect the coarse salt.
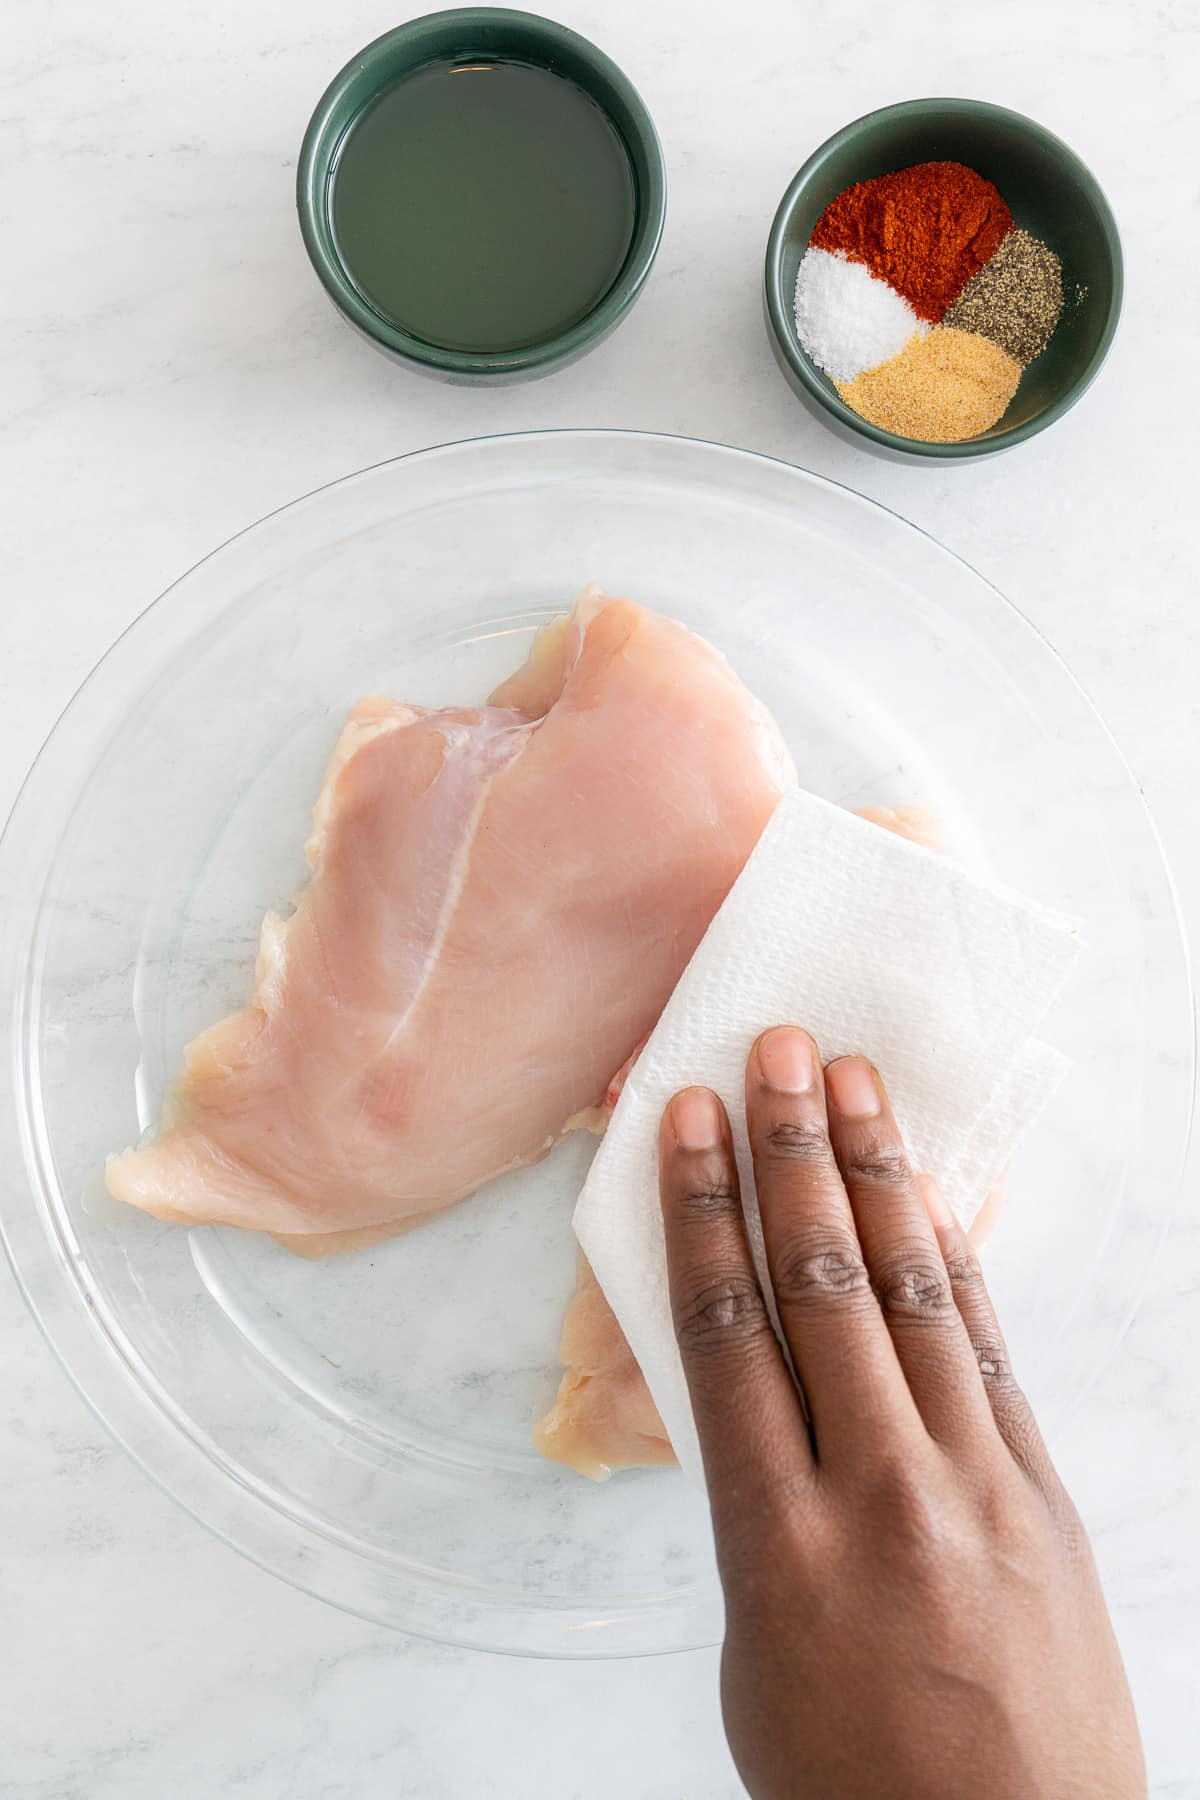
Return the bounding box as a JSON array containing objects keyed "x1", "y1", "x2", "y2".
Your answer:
[{"x1": 793, "y1": 247, "x2": 927, "y2": 382}]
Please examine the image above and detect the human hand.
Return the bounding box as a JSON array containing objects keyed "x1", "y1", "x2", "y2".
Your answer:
[{"x1": 658, "y1": 1029, "x2": 1145, "y2": 1800}]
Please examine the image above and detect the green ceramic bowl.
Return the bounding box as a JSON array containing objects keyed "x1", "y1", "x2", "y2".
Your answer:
[
  {"x1": 764, "y1": 99, "x2": 1123, "y2": 461},
  {"x1": 298, "y1": 9, "x2": 666, "y2": 382}
]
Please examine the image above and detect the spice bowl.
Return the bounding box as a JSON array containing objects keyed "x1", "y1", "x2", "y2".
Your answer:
[
  {"x1": 764, "y1": 99, "x2": 1123, "y2": 460},
  {"x1": 298, "y1": 9, "x2": 666, "y2": 382}
]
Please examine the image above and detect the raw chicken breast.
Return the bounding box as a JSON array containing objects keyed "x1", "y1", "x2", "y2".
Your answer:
[
  {"x1": 107, "y1": 589, "x2": 795, "y2": 1242},
  {"x1": 853, "y1": 803, "x2": 943, "y2": 850},
  {"x1": 535, "y1": 800, "x2": 946, "y2": 1479},
  {"x1": 532, "y1": 1253, "x2": 675, "y2": 1480}
]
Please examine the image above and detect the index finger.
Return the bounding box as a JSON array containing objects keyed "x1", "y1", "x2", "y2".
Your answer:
[{"x1": 658, "y1": 1087, "x2": 812, "y2": 1518}]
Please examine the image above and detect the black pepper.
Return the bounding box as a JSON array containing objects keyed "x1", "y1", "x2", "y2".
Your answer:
[{"x1": 943, "y1": 228, "x2": 1064, "y2": 365}]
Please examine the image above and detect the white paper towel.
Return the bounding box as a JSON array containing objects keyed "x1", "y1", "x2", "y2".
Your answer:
[{"x1": 573, "y1": 787, "x2": 1082, "y2": 1486}]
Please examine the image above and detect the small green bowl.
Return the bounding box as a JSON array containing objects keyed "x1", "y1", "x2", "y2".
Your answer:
[
  {"x1": 764, "y1": 99, "x2": 1123, "y2": 461},
  {"x1": 298, "y1": 9, "x2": 666, "y2": 383}
]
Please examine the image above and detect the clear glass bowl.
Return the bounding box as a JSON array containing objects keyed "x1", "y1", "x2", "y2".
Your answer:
[{"x1": 0, "y1": 432, "x2": 1192, "y2": 1657}]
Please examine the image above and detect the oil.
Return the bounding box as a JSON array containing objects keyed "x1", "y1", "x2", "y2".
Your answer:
[{"x1": 330, "y1": 59, "x2": 637, "y2": 354}]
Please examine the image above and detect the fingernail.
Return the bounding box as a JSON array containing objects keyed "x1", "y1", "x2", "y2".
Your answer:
[
  {"x1": 826, "y1": 1057, "x2": 881, "y2": 1119},
  {"x1": 757, "y1": 1027, "x2": 816, "y2": 1094},
  {"x1": 917, "y1": 1173, "x2": 954, "y2": 1230},
  {"x1": 671, "y1": 1087, "x2": 723, "y2": 1150}
]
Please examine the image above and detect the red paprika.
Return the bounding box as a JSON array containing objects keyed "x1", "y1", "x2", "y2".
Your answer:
[{"x1": 810, "y1": 161, "x2": 1013, "y2": 323}]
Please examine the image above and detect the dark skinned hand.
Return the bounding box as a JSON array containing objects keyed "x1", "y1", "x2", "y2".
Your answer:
[{"x1": 658, "y1": 1027, "x2": 1145, "y2": 1800}]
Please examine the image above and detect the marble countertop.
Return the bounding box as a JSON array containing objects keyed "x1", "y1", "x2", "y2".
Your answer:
[{"x1": 3, "y1": 0, "x2": 1197, "y2": 1794}]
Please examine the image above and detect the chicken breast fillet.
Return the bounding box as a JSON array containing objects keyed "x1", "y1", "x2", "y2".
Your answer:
[{"x1": 107, "y1": 589, "x2": 796, "y2": 1244}]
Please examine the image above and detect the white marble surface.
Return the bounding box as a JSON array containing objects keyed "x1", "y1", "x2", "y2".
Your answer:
[{"x1": 2, "y1": 0, "x2": 1197, "y2": 1793}]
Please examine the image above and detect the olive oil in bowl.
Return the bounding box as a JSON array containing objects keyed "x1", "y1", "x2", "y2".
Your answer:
[
  {"x1": 298, "y1": 12, "x2": 665, "y2": 379},
  {"x1": 330, "y1": 59, "x2": 636, "y2": 356}
]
